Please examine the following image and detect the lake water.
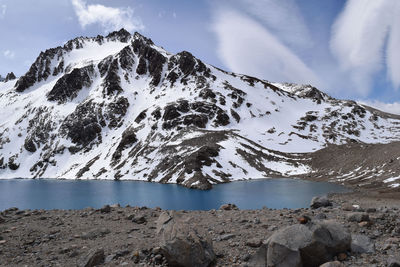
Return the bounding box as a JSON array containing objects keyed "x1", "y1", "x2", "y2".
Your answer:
[{"x1": 0, "y1": 178, "x2": 350, "y2": 211}]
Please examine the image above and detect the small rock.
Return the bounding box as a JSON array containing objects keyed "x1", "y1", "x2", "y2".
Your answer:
[
  {"x1": 383, "y1": 243, "x2": 392, "y2": 250},
  {"x1": 337, "y1": 252, "x2": 347, "y2": 261},
  {"x1": 358, "y1": 221, "x2": 371, "y2": 227},
  {"x1": 81, "y1": 228, "x2": 110, "y2": 240},
  {"x1": 315, "y1": 214, "x2": 327, "y2": 220},
  {"x1": 310, "y1": 196, "x2": 332, "y2": 209},
  {"x1": 154, "y1": 254, "x2": 163, "y2": 263},
  {"x1": 219, "y1": 234, "x2": 236, "y2": 241},
  {"x1": 219, "y1": 203, "x2": 239, "y2": 210},
  {"x1": 346, "y1": 213, "x2": 369, "y2": 223},
  {"x1": 341, "y1": 204, "x2": 354, "y2": 211},
  {"x1": 116, "y1": 249, "x2": 130, "y2": 257},
  {"x1": 100, "y1": 205, "x2": 111, "y2": 213},
  {"x1": 351, "y1": 234, "x2": 375, "y2": 254},
  {"x1": 320, "y1": 261, "x2": 345, "y2": 267},
  {"x1": 110, "y1": 203, "x2": 120, "y2": 208},
  {"x1": 132, "y1": 215, "x2": 146, "y2": 224},
  {"x1": 79, "y1": 248, "x2": 105, "y2": 267},
  {"x1": 0, "y1": 216, "x2": 5, "y2": 223},
  {"x1": 246, "y1": 238, "x2": 262, "y2": 248},
  {"x1": 104, "y1": 254, "x2": 116, "y2": 263},
  {"x1": 366, "y1": 208, "x2": 376, "y2": 213},
  {"x1": 0, "y1": 240, "x2": 6, "y2": 244},
  {"x1": 152, "y1": 246, "x2": 162, "y2": 254},
  {"x1": 297, "y1": 215, "x2": 310, "y2": 224}
]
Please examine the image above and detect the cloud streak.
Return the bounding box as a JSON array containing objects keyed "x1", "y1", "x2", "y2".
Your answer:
[
  {"x1": 0, "y1": 4, "x2": 6, "y2": 18},
  {"x1": 360, "y1": 100, "x2": 400, "y2": 115},
  {"x1": 3, "y1": 50, "x2": 15, "y2": 59},
  {"x1": 71, "y1": 0, "x2": 144, "y2": 33},
  {"x1": 212, "y1": 8, "x2": 319, "y2": 86},
  {"x1": 235, "y1": 0, "x2": 313, "y2": 51},
  {"x1": 331, "y1": 0, "x2": 400, "y2": 94}
]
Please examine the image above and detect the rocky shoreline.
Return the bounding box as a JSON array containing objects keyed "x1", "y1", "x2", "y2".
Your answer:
[{"x1": 0, "y1": 191, "x2": 400, "y2": 266}]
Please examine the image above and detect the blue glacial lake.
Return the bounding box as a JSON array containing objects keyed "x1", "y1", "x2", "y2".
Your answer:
[{"x1": 0, "y1": 178, "x2": 350, "y2": 211}]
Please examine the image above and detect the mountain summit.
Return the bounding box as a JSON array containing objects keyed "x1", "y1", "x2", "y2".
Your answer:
[{"x1": 1, "y1": 29, "x2": 400, "y2": 190}]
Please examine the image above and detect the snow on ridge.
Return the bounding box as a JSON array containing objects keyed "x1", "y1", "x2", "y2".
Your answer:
[{"x1": 1, "y1": 30, "x2": 400, "y2": 189}]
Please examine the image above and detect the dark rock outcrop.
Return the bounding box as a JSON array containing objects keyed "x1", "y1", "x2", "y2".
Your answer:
[
  {"x1": 132, "y1": 37, "x2": 166, "y2": 86},
  {"x1": 47, "y1": 65, "x2": 95, "y2": 103},
  {"x1": 60, "y1": 101, "x2": 103, "y2": 149},
  {"x1": 4, "y1": 72, "x2": 16, "y2": 82},
  {"x1": 16, "y1": 47, "x2": 63, "y2": 92},
  {"x1": 112, "y1": 127, "x2": 137, "y2": 162},
  {"x1": 98, "y1": 57, "x2": 123, "y2": 96}
]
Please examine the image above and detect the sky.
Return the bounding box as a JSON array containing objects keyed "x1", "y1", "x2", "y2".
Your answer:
[{"x1": 0, "y1": 0, "x2": 399, "y2": 113}]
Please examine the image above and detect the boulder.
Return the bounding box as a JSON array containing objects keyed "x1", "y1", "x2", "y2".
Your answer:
[
  {"x1": 251, "y1": 220, "x2": 351, "y2": 267},
  {"x1": 310, "y1": 196, "x2": 332, "y2": 209},
  {"x1": 351, "y1": 234, "x2": 375, "y2": 254},
  {"x1": 156, "y1": 211, "x2": 215, "y2": 267}
]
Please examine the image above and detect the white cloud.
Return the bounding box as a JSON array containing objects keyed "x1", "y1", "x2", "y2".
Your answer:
[
  {"x1": 331, "y1": 0, "x2": 400, "y2": 94},
  {"x1": 212, "y1": 8, "x2": 320, "y2": 86},
  {"x1": 0, "y1": 4, "x2": 6, "y2": 18},
  {"x1": 71, "y1": 0, "x2": 144, "y2": 33},
  {"x1": 359, "y1": 100, "x2": 400, "y2": 115},
  {"x1": 3, "y1": 50, "x2": 15, "y2": 59},
  {"x1": 235, "y1": 0, "x2": 313, "y2": 51}
]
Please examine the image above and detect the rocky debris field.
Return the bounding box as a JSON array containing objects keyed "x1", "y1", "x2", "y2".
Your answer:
[{"x1": 0, "y1": 193, "x2": 400, "y2": 266}]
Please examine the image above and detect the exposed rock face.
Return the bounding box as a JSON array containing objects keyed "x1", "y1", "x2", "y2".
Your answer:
[
  {"x1": 2, "y1": 29, "x2": 400, "y2": 190},
  {"x1": 47, "y1": 65, "x2": 95, "y2": 103},
  {"x1": 4, "y1": 72, "x2": 16, "y2": 82},
  {"x1": 156, "y1": 211, "x2": 216, "y2": 267},
  {"x1": 60, "y1": 101, "x2": 103, "y2": 150}
]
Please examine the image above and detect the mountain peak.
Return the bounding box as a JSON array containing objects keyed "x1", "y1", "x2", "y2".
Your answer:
[
  {"x1": 2, "y1": 30, "x2": 400, "y2": 190},
  {"x1": 105, "y1": 28, "x2": 132, "y2": 43}
]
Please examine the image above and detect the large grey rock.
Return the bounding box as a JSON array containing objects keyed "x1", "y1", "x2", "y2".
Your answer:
[
  {"x1": 251, "y1": 220, "x2": 351, "y2": 267},
  {"x1": 79, "y1": 248, "x2": 105, "y2": 267},
  {"x1": 156, "y1": 211, "x2": 215, "y2": 267},
  {"x1": 351, "y1": 234, "x2": 375, "y2": 254},
  {"x1": 310, "y1": 196, "x2": 332, "y2": 209}
]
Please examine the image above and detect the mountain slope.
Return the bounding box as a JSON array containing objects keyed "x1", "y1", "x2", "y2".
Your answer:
[{"x1": 1, "y1": 29, "x2": 400, "y2": 190}]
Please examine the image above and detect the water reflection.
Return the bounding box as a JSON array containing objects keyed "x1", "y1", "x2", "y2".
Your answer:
[{"x1": 0, "y1": 178, "x2": 350, "y2": 210}]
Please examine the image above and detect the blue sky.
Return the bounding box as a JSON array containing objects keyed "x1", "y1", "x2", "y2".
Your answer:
[{"x1": 1, "y1": 0, "x2": 399, "y2": 111}]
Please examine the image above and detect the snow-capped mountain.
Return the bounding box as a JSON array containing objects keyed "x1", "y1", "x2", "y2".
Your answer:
[{"x1": 1, "y1": 29, "x2": 400, "y2": 190}]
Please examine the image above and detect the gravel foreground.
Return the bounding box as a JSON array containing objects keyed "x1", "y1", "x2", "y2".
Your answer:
[{"x1": 0, "y1": 191, "x2": 400, "y2": 267}]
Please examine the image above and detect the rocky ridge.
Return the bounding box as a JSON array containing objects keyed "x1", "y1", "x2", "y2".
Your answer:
[{"x1": 1, "y1": 29, "x2": 400, "y2": 190}]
